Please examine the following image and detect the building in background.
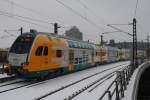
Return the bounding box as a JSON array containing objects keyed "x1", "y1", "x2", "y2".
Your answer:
[{"x1": 65, "y1": 26, "x2": 83, "y2": 40}]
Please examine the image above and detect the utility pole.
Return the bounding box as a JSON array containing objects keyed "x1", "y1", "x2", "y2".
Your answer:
[
  {"x1": 54, "y1": 23, "x2": 61, "y2": 35},
  {"x1": 105, "y1": 19, "x2": 138, "y2": 71},
  {"x1": 132, "y1": 18, "x2": 138, "y2": 69},
  {"x1": 100, "y1": 35, "x2": 103, "y2": 46},
  {"x1": 147, "y1": 35, "x2": 150, "y2": 60}
]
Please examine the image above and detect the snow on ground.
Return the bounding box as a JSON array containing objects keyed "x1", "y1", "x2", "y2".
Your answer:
[
  {"x1": 0, "y1": 61, "x2": 130, "y2": 100},
  {"x1": 42, "y1": 70, "x2": 117, "y2": 100},
  {"x1": 69, "y1": 75, "x2": 117, "y2": 100}
]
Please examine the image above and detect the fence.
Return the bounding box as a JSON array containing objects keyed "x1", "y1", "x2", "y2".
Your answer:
[{"x1": 99, "y1": 65, "x2": 133, "y2": 100}]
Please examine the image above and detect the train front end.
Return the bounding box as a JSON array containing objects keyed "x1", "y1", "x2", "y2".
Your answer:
[{"x1": 4, "y1": 33, "x2": 35, "y2": 77}]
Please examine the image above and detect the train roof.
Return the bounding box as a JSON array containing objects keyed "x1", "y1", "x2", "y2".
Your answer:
[
  {"x1": 22, "y1": 31, "x2": 96, "y2": 48},
  {"x1": 21, "y1": 31, "x2": 125, "y2": 50}
]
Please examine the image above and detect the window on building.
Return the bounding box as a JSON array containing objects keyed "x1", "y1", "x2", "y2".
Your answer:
[
  {"x1": 56, "y1": 50, "x2": 62, "y2": 58},
  {"x1": 43, "y1": 46, "x2": 48, "y2": 56},
  {"x1": 35, "y1": 46, "x2": 43, "y2": 56}
]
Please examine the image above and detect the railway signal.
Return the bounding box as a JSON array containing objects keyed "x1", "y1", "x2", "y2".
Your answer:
[
  {"x1": 100, "y1": 35, "x2": 103, "y2": 46},
  {"x1": 54, "y1": 23, "x2": 61, "y2": 35}
]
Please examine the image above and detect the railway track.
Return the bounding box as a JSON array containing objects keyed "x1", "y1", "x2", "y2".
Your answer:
[
  {"x1": 0, "y1": 76, "x2": 17, "y2": 83},
  {"x1": 0, "y1": 62, "x2": 128, "y2": 98},
  {"x1": 64, "y1": 66, "x2": 127, "y2": 100},
  {"x1": 0, "y1": 79, "x2": 44, "y2": 94},
  {"x1": 0, "y1": 80, "x2": 25, "y2": 87},
  {"x1": 35, "y1": 63, "x2": 129, "y2": 100},
  {"x1": 0, "y1": 76, "x2": 59, "y2": 94},
  {"x1": 0, "y1": 82, "x2": 34, "y2": 93}
]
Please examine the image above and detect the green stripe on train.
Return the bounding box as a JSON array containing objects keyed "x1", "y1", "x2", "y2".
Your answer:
[{"x1": 23, "y1": 63, "x2": 91, "y2": 78}]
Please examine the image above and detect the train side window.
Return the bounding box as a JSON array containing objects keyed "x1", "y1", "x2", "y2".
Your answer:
[
  {"x1": 35, "y1": 46, "x2": 43, "y2": 56},
  {"x1": 43, "y1": 46, "x2": 48, "y2": 56},
  {"x1": 56, "y1": 50, "x2": 62, "y2": 58}
]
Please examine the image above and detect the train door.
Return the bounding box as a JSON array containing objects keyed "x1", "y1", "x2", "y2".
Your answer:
[
  {"x1": 68, "y1": 49, "x2": 74, "y2": 72},
  {"x1": 42, "y1": 45, "x2": 49, "y2": 67},
  {"x1": 100, "y1": 48, "x2": 103, "y2": 63},
  {"x1": 91, "y1": 50, "x2": 94, "y2": 65},
  {"x1": 34, "y1": 46, "x2": 44, "y2": 68}
]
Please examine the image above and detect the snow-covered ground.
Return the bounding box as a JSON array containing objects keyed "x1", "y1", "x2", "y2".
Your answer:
[{"x1": 0, "y1": 61, "x2": 130, "y2": 100}]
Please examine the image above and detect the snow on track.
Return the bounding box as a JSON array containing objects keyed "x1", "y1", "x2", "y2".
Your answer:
[
  {"x1": 41, "y1": 63, "x2": 128, "y2": 100},
  {"x1": 0, "y1": 61, "x2": 130, "y2": 100}
]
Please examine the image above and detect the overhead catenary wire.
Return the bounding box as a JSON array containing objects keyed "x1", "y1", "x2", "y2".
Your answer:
[
  {"x1": 0, "y1": 11, "x2": 53, "y2": 30},
  {"x1": 0, "y1": 10, "x2": 54, "y2": 25},
  {"x1": 137, "y1": 23, "x2": 148, "y2": 35},
  {"x1": 134, "y1": 0, "x2": 140, "y2": 18},
  {"x1": 0, "y1": 28, "x2": 20, "y2": 39},
  {"x1": 0, "y1": 0, "x2": 68, "y2": 27},
  {"x1": 107, "y1": 24, "x2": 133, "y2": 37},
  {"x1": 0, "y1": 11, "x2": 66, "y2": 36},
  {"x1": 107, "y1": 24, "x2": 132, "y2": 26},
  {"x1": 0, "y1": 30, "x2": 18, "y2": 39},
  {"x1": 4, "y1": 30, "x2": 17, "y2": 37},
  {"x1": 77, "y1": 0, "x2": 108, "y2": 25},
  {"x1": 0, "y1": 35, "x2": 10, "y2": 39},
  {"x1": 0, "y1": 29, "x2": 19, "y2": 31},
  {"x1": 55, "y1": 0, "x2": 105, "y2": 31},
  {"x1": 1, "y1": 0, "x2": 106, "y2": 33}
]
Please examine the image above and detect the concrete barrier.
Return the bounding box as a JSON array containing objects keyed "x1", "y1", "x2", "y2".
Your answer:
[{"x1": 131, "y1": 61, "x2": 150, "y2": 100}]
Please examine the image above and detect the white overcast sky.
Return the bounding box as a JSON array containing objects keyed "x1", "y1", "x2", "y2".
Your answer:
[{"x1": 0, "y1": 0, "x2": 149, "y2": 48}]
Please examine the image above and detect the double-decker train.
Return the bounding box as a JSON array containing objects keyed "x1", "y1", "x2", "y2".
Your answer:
[{"x1": 3, "y1": 30, "x2": 145, "y2": 78}]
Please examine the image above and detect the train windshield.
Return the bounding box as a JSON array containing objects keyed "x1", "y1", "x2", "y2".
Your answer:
[{"x1": 10, "y1": 34, "x2": 35, "y2": 54}]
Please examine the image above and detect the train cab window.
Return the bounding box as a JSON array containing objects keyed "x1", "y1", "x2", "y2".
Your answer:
[
  {"x1": 56, "y1": 50, "x2": 62, "y2": 58},
  {"x1": 43, "y1": 47, "x2": 48, "y2": 56},
  {"x1": 10, "y1": 34, "x2": 35, "y2": 54},
  {"x1": 35, "y1": 46, "x2": 43, "y2": 56}
]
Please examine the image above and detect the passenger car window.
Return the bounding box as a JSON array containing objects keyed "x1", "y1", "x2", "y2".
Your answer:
[
  {"x1": 56, "y1": 50, "x2": 62, "y2": 58},
  {"x1": 43, "y1": 47, "x2": 48, "y2": 56},
  {"x1": 35, "y1": 46, "x2": 43, "y2": 56},
  {"x1": 96, "y1": 52, "x2": 98, "y2": 56}
]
